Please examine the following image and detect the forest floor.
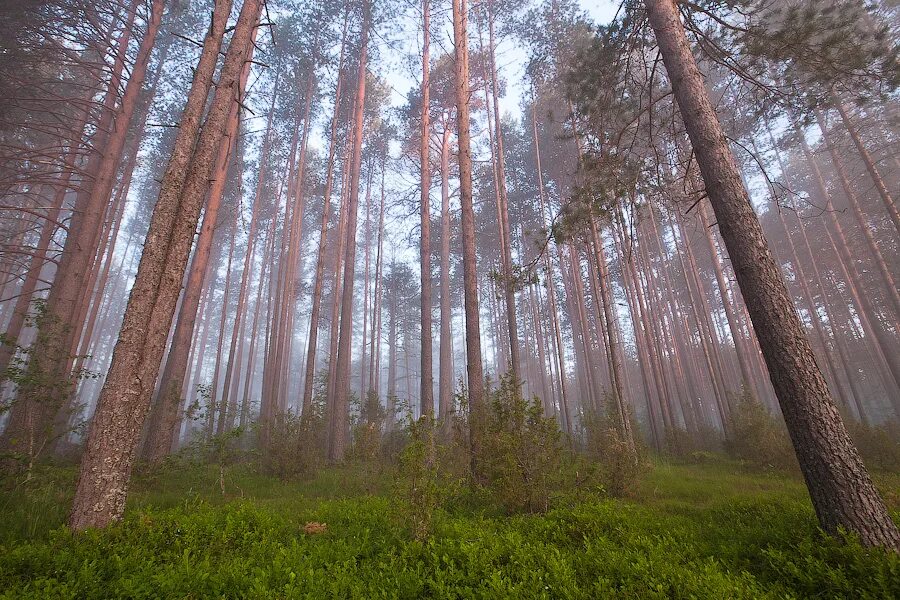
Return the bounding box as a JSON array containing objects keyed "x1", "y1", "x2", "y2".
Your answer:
[{"x1": 0, "y1": 458, "x2": 898, "y2": 599}]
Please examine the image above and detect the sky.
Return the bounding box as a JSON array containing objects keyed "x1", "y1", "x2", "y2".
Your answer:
[{"x1": 376, "y1": 1, "x2": 620, "y2": 118}]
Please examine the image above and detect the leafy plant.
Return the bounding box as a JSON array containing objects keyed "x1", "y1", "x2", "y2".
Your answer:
[{"x1": 725, "y1": 391, "x2": 797, "y2": 472}]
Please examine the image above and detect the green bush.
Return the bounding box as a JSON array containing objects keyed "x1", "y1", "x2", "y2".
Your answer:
[
  {"x1": 260, "y1": 410, "x2": 325, "y2": 481},
  {"x1": 724, "y1": 393, "x2": 797, "y2": 472},
  {"x1": 476, "y1": 373, "x2": 565, "y2": 513},
  {"x1": 663, "y1": 424, "x2": 725, "y2": 460},
  {"x1": 349, "y1": 390, "x2": 386, "y2": 462},
  {"x1": 846, "y1": 419, "x2": 900, "y2": 473},
  {"x1": 582, "y1": 398, "x2": 648, "y2": 498}
]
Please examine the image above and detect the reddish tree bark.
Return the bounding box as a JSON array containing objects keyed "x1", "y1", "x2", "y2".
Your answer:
[{"x1": 645, "y1": 0, "x2": 899, "y2": 549}]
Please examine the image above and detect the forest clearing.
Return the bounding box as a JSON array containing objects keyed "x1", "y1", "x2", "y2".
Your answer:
[{"x1": 0, "y1": 0, "x2": 899, "y2": 596}]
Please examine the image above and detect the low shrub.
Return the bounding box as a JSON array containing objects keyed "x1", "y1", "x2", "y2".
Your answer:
[
  {"x1": 582, "y1": 398, "x2": 648, "y2": 498},
  {"x1": 846, "y1": 419, "x2": 900, "y2": 473},
  {"x1": 476, "y1": 373, "x2": 565, "y2": 513},
  {"x1": 724, "y1": 392, "x2": 797, "y2": 472}
]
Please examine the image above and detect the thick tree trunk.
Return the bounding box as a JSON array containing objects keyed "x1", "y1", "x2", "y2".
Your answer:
[
  {"x1": 644, "y1": 0, "x2": 899, "y2": 549},
  {"x1": 69, "y1": 0, "x2": 261, "y2": 530}
]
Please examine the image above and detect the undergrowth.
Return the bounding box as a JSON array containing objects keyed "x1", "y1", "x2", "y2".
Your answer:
[{"x1": 0, "y1": 460, "x2": 897, "y2": 599}]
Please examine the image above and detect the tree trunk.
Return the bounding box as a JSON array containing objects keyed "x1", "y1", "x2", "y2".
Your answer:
[
  {"x1": 69, "y1": 0, "x2": 261, "y2": 531},
  {"x1": 834, "y1": 101, "x2": 900, "y2": 235},
  {"x1": 330, "y1": 2, "x2": 370, "y2": 463},
  {"x1": 144, "y1": 64, "x2": 247, "y2": 463},
  {"x1": 590, "y1": 220, "x2": 636, "y2": 454},
  {"x1": 816, "y1": 111, "x2": 900, "y2": 321},
  {"x1": 301, "y1": 10, "x2": 349, "y2": 414},
  {"x1": 369, "y1": 161, "x2": 387, "y2": 396},
  {"x1": 452, "y1": 0, "x2": 485, "y2": 473},
  {"x1": 438, "y1": 127, "x2": 453, "y2": 421},
  {"x1": 791, "y1": 116, "x2": 900, "y2": 400},
  {"x1": 418, "y1": 0, "x2": 434, "y2": 419},
  {"x1": 486, "y1": 2, "x2": 520, "y2": 379},
  {"x1": 644, "y1": 0, "x2": 899, "y2": 549},
  {"x1": 760, "y1": 129, "x2": 857, "y2": 417},
  {"x1": 11, "y1": 0, "x2": 162, "y2": 459}
]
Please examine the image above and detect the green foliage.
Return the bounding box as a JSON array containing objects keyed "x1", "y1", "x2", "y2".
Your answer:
[
  {"x1": 581, "y1": 398, "x2": 648, "y2": 498},
  {"x1": 725, "y1": 391, "x2": 798, "y2": 473},
  {"x1": 0, "y1": 300, "x2": 93, "y2": 473},
  {"x1": 476, "y1": 373, "x2": 565, "y2": 513},
  {"x1": 260, "y1": 410, "x2": 326, "y2": 481},
  {"x1": 349, "y1": 390, "x2": 386, "y2": 462},
  {"x1": 663, "y1": 424, "x2": 726, "y2": 461},
  {"x1": 396, "y1": 416, "x2": 445, "y2": 540},
  {"x1": 0, "y1": 462, "x2": 897, "y2": 599},
  {"x1": 847, "y1": 419, "x2": 900, "y2": 474}
]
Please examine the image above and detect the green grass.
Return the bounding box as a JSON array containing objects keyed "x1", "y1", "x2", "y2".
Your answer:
[{"x1": 0, "y1": 459, "x2": 897, "y2": 599}]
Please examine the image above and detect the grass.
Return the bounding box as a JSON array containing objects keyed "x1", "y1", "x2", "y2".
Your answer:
[{"x1": 0, "y1": 458, "x2": 898, "y2": 599}]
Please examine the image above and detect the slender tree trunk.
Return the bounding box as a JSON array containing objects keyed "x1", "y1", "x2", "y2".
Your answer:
[
  {"x1": 11, "y1": 0, "x2": 163, "y2": 458},
  {"x1": 330, "y1": 2, "x2": 370, "y2": 463},
  {"x1": 438, "y1": 127, "x2": 453, "y2": 421},
  {"x1": 791, "y1": 117, "x2": 900, "y2": 400},
  {"x1": 303, "y1": 8, "x2": 349, "y2": 413},
  {"x1": 530, "y1": 100, "x2": 571, "y2": 435},
  {"x1": 759, "y1": 131, "x2": 857, "y2": 416},
  {"x1": 242, "y1": 213, "x2": 279, "y2": 427},
  {"x1": 419, "y1": 0, "x2": 434, "y2": 419},
  {"x1": 221, "y1": 74, "x2": 279, "y2": 428},
  {"x1": 486, "y1": 2, "x2": 520, "y2": 379},
  {"x1": 369, "y1": 162, "x2": 386, "y2": 396},
  {"x1": 834, "y1": 101, "x2": 900, "y2": 235},
  {"x1": 589, "y1": 220, "x2": 636, "y2": 454},
  {"x1": 452, "y1": 0, "x2": 485, "y2": 473},
  {"x1": 668, "y1": 211, "x2": 729, "y2": 430},
  {"x1": 644, "y1": 0, "x2": 899, "y2": 549},
  {"x1": 816, "y1": 112, "x2": 900, "y2": 321},
  {"x1": 697, "y1": 203, "x2": 757, "y2": 396}
]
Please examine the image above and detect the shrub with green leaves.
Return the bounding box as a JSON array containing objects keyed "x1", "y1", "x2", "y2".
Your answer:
[
  {"x1": 581, "y1": 398, "x2": 648, "y2": 498},
  {"x1": 260, "y1": 410, "x2": 325, "y2": 481},
  {"x1": 476, "y1": 373, "x2": 564, "y2": 513},
  {"x1": 725, "y1": 392, "x2": 797, "y2": 472},
  {"x1": 846, "y1": 419, "x2": 900, "y2": 473}
]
